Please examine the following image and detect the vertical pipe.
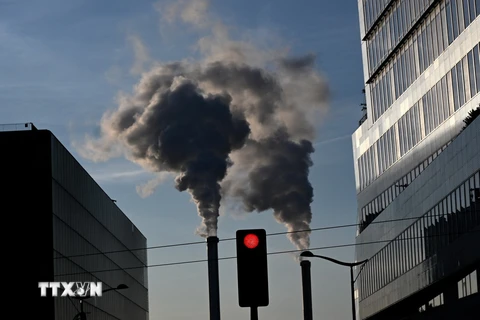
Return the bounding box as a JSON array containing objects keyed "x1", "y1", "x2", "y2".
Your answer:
[
  {"x1": 300, "y1": 260, "x2": 313, "y2": 320},
  {"x1": 207, "y1": 236, "x2": 221, "y2": 320}
]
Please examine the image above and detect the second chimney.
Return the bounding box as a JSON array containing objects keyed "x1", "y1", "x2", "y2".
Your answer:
[{"x1": 301, "y1": 260, "x2": 313, "y2": 320}]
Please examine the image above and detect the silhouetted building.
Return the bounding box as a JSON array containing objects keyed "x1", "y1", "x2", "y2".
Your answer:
[
  {"x1": 1, "y1": 124, "x2": 149, "y2": 319},
  {"x1": 352, "y1": 1, "x2": 479, "y2": 319}
]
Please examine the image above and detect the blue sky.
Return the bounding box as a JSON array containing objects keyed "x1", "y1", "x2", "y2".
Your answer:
[{"x1": 0, "y1": 0, "x2": 364, "y2": 319}]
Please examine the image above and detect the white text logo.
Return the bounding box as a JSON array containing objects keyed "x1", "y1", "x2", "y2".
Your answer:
[{"x1": 38, "y1": 282, "x2": 102, "y2": 297}]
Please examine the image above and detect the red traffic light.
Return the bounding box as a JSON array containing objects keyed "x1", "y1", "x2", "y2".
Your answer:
[
  {"x1": 236, "y1": 229, "x2": 269, "y2": 307},
  {"x1": 244, "y1": 234, "x2": 259, "y2": 249}
]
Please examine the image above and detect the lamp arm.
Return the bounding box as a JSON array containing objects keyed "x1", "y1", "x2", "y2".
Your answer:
[{"x1": 311, "y1": 254, "x2": 367, "y2": 268}]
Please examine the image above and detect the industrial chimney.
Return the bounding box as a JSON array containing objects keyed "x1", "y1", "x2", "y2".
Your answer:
[
  {"x1": 207, "y1": 236, "x2": 221, "y2": 320},
  {"x1": 300, "y1": 260, "x2": 313, "y2": 320}
]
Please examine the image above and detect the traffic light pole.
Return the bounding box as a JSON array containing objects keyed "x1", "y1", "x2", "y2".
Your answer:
[{"x1": 250, "y1": 306, "x2": 258, "y2": 320}]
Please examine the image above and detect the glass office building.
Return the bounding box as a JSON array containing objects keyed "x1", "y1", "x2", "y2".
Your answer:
[
  {"x1": 353, "y1": 1, "x2": 479, "y2": 319},
  {"x1": 1, "y1": 125, "x2": 149, "y2": 319}
]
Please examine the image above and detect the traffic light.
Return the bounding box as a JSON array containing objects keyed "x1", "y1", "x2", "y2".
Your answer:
[{"x1": 236, "y1": 229, "x2": 269, "y2": 307}]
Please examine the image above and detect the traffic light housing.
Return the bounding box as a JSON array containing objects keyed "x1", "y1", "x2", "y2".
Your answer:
[{"x1": 236, "y1": 229, "x2": 269, "y2": 307}]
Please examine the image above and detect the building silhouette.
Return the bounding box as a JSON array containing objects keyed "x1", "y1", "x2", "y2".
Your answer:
[
  {"x1": 1, "y1": 124, "x2": 149, "y2": 319},
  {"x1": 352, "y1": 1, "x2": 479, "y2": 319}
]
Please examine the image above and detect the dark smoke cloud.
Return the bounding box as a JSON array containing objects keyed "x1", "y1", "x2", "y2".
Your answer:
[
  {"x1": 223, "y1": 129, "x2": 314, "y2": 249},
  {"x1": 78, "y1": 0, "x2": 328, "y2": 247},
  {"x1": 87, "y1": 75, "x2": 250, "y2": 236},
  {"x1": 80, "y1": 57, "x2": 326, "y2": 245},
  {"x1": 198, "y1": 61, "x2": 283, "y2": 129}
]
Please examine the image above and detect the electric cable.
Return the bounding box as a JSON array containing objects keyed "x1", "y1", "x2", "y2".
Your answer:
[
  {"x1": 55, "y1": 216, "x2": 426, "y2": 260},
  {"x1": 54, "y1": 228, "x2": 480, "y2": 277}
]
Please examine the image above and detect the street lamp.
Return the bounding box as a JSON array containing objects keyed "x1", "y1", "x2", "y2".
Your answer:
[
  {"x1": 300, "y1": 251, "x2": 368, "y2": 320},
  {"x1": 73, "y1": 284, "x2": 129, "y2": 320}
]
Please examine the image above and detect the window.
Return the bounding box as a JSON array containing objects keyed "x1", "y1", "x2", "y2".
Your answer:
[
  {"x1": 423, "y1": 95, "x2": 430, "y2": 135},
  {"x1": 457, "y1": 59, "x2": 465, "y2": 108},
  {"x1": 471, "y1": 0, "x2": 478, "y2": 21},
  {"x1": 472, "y1": 270, "x2": 478, "y2": 294},
  {"x1": 474, "y1": 45, "x2": 480, "y2": 96},
  {"x1": 444, "y1": 76, "x2": 451, "y2": 119},
  {"x1": 441, "y1": 5, "x2": 448, "y2": 50},
  {"x1": 458, "y1": 270, "x2": 479, "y2": 299},
  {"x1": 429, "y1": 293, "x2": 444, "y2": 307},
  {"x1": 452, "y1": 0, "x2": 459, "y2": 38},
  {"x1": 359, "y1": 142, "x2": 451, "y2": 233},
  {"x1": 431, "y1": 83, "x2": 439, "y2": 129},
  {"x1": 418, "y1": 29, "x2": 425, "y2": 72},
  {"x1": 468, "y1": 51, "x2": 476, "y2": 97},
  {"x1": 452, "y1": 64, "x2": 459, "y2": 110},
  {"x1": 427, "y1": 21, "x2": 434, "y2": 66},
  {"x1": 446, "y1": 1, "x2": 454, "y2": 44},
  {"x1": 458, "y1": 0, "x2": 466, "y2": 33},
  {"x1": 368, "y1": 0, "x2": 477, "y2": 123},
  {"x1": 432, "y1": 14, "x2": 439, "y2": 59},
  {"x1": 463, "y1": 0, "x2": 471, "y2": 27}
]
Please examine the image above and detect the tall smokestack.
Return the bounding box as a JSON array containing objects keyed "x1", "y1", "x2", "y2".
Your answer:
[
  {"x1": 300, "y1": 260, "x2": 313, "y2": 320},
  {"x1": 207, "y1": 236, "x2": 221, "y2": 320}
]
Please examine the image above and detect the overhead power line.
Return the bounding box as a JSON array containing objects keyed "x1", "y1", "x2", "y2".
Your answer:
[
  {"x1": 55, "y1": 216, "x2": 422, "y2": 260},
  {"x1": 54, "y1": 229, "x2": 480, "y2": 277}
]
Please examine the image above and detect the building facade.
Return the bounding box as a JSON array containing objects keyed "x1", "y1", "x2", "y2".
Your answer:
[
  {"x1": 2, "y1": 124, "x2": 149, "y2": 319},
  {"x1": 352, "y1": 1, "x2": 479, "y2": 319}
]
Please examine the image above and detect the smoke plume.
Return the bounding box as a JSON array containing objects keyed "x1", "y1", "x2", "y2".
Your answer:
[
  {"x1": 223, "y1": 130, "x2": 314, "y2": 249},
  {"x1": 78, "y1": 0, "x2": 328, "y2": 247}
]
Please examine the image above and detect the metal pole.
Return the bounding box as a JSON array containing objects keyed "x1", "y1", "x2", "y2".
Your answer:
[
  {"x1": 79, "y1": 299, "x2": 86, "y2": 320},
  {"x1": 300, "y1": 260, "x2": 313, "y2": 320},
  {"x1": 350, "y1": 266, "x2": 356, "y2": 320},
  {"x1": 250, "y1": 306, "x2": 258, "y2": 320},
  {"x1": 207, "y1": 236, "x2": 221, "y2": 320}
]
